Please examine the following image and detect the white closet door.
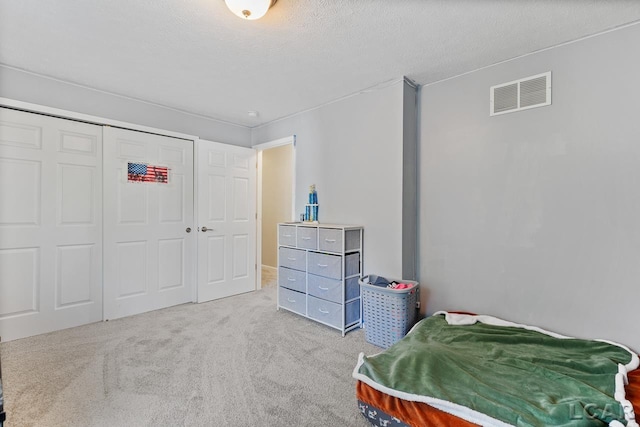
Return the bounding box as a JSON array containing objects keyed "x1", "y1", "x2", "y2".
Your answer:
[
  {"x1": 103, "y1": 127, "x2": 195, "y2": 320},
  {"x1": 197, "y1": 140, "x2": 256, "y2": 302},
  {"x1": 0, "y1": 107, "x2": 103, "y2": 341}
]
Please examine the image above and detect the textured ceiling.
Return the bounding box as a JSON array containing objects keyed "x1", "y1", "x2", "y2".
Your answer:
[{"x1": 1, "y1": 1, "x2": 640, "y2": 127}]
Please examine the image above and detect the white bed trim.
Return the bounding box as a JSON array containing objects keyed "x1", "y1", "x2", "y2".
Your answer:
[{"x1": 353, "y1": 353, "x2": 512, "y2": 427}]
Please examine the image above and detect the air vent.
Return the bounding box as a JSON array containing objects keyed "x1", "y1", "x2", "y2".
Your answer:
[{"x1": 490, "y1": 72, "x2": 551, "y2": 116}]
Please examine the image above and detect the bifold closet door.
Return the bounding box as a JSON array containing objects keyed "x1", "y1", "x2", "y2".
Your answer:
[
  {"x1": 103, "y1": 127, "x2": 195, "y2": 320},
  {"x1": 0, "y1": 107, "x2": 103, "y2": 341}
]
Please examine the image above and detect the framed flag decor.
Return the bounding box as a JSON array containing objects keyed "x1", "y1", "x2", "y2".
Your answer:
[{"x1": 127, "y1": 162, "x2": 169, "y2": 183}]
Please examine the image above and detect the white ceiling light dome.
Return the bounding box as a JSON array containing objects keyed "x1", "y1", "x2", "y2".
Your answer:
[{"x1": 224, "y1": 0, "x2": 277, "y2": 20}]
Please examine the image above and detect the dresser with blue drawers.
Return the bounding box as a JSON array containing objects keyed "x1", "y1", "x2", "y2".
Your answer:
[{"x1": 277, "y1": 223, "x2": 363, "y2": 336}]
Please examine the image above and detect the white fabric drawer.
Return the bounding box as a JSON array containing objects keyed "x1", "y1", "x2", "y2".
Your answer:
[
  {"x1": 296, "y1": 226, "x2": 317, "y2": 250},
  {"x1": 307, "y1": 252, "x2": 341, "y2": 279},
  {"x1": 279, "y1": 247, "x2": 306, "y2": 271},
  {"x1": 278, "y1": 225, "x2": 297, "y2": 247},
  {"x1": 278, "y1": 267, "x2": 306, "y2": 293},
  {"x1": 279, "y1": 287, "x2": 306, "y2": 316}
]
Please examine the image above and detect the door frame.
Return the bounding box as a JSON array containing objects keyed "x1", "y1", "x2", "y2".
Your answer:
[
  {"x1": 0, "y1": 98, "x2": 198, "y2": 141},
  {"x1": 252, "y1": 135, "x2": 296, "y2": 290}
]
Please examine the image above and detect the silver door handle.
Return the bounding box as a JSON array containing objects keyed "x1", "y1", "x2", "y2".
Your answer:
[{"x1": 201, "y1": 226, "x2": 214, "y2": 232}]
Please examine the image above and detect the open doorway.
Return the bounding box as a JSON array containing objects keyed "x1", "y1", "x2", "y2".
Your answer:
[{"x1": 254, "y1": 136, "x2": 295, "y2": 289}]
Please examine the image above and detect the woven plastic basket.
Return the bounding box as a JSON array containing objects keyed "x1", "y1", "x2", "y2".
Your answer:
[{"x1": 359, "y1": 275, "x2": 420, "y2": 349}]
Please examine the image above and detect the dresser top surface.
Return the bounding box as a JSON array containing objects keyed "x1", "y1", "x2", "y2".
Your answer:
[{"x1": 279, "y1": 222, "x2": 362, "y2": 230}]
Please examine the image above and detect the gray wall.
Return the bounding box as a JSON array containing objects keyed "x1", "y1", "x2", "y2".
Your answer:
[
  {"x1": 0, "y1": 65, "x2": 251, "y2": 146},
  {"x1": 419, "y1": 23, "x2": 640, "y2": 351},
  {"x1": 402, "y1": 80, "x2": 418, "y2": 280},
  {"x1": 252, "y1": 81, "x2": 407, "y2": 279}
]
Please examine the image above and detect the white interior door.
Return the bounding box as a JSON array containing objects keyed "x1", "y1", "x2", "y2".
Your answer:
[
  {"x1": 0, "y1": 107, "x2": 103, "y2": 341},
  {"x1": 103, "y1": 127, "x2": 195, "y2": 320},
  {"x1": 197, "y1": 140, "x2": 256, "y2": 302}
]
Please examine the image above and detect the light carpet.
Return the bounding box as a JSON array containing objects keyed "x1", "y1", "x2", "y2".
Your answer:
[{"x1": 0, "y1": 285, "x2": 379, "y2": 426}]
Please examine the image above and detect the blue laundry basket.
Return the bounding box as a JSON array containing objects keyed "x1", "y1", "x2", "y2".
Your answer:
[{"x1": 359, "y1": 275, "x2": 420, "y2": 349}]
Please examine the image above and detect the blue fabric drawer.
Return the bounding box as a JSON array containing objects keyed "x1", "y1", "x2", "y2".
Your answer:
[
  {"x1": 307, "y1": 295, "x2": 360, "y2": 328},
  {"x1": 296, "y1": 226, "x2": 317, "y2": 250},
  {"x1": 318, "y1": 228, "x2": 342, "y2": 252},
  {"x1": 279, "y1": 287, "x2": 306, "y2": 316},
  {"x1": 278, "y1": 225, "x2": 297, "y2": 247},
  {"x1": 278, "y1": 267, "x2": 306, "y2": 293},
  {"x1": 345, "y1": 252, "x2": 360, "y2": 277},
  {"x1": 307, "y1": 275, "x2": 360, "y2": 304},
  {"x1": 278, "y1": 247, "x2": 306, "y2": 271},
  {"x1": 308, "y1": 252, "x2": 341, "y2": 279},
  {"x1": 307, "y1": 273, "x2": 342, "y2": 303},
  {"x1": 345, "y1": 276, "x2": 360, "y2": 300},
  {"x1": 344, "y1": 229, "x2": 361, "y2": 252}
]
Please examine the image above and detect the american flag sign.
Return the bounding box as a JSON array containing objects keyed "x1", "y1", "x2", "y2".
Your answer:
[{"x1": 128, "y1": 162, "x2": 169, "y2": 183}]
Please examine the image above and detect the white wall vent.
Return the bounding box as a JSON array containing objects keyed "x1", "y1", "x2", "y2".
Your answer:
[{"x1": 490, "y1": 71, "x2": 551, "y2": 116}]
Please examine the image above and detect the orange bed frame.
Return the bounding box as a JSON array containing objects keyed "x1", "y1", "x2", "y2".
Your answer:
[{"x1": 357, "y1": 367, "x2": 640, "y2": 427}]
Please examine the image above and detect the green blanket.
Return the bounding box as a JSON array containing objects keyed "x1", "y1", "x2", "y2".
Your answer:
[{"x1": 354, "y1": 314, "x2": 638, "y2": 427}]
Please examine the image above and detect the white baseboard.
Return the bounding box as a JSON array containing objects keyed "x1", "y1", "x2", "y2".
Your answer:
[{"x1": 261, "y1": 264, "x2": 277, "y2": 272}]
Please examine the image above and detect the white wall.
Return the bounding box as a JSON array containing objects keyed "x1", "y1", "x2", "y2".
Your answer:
[
  {"x1": 252, "y1": 81, "x2": 407, "y2": 279},
  {"x1": 0, "y1": 65, "x2": 251, "y2": 146},
  {"x1": 419, "y1": 23, "x2": 640, "y2": 351}
]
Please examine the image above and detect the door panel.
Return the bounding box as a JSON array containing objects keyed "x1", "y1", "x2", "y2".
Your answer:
[
  {"x1": 56, "y1": 244, "x2": 95, "y2": 307},
  {"x1": 197, "y1": 140, "x2": 256, "y2": 302},
  {"x1": 0, "y1": 248, "x2": 39, "y2": 317},
  {"x1": 103, "y1": 127, "x2": 194, "y2": 320},
  {"x1": 0, "y1": 107, "x2": 102, "y2": 341},
  {"x1": 158, "y1": 238, "x2": 184, "y2": 291},
  {"x1": 0, "y1": 158, "x2": 41, "y2": 225}
]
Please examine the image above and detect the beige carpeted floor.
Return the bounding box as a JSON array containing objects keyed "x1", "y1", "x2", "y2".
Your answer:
[
  {"x1": 0, "y1": 284, "x2": 379, "y2": 427},
  {"x1": 261, "y1": 266, "x2": 278, "y2": 288}
]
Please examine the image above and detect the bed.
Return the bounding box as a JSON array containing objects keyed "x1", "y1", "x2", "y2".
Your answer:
[{"x1": 353, "y1": 312, "x2": 640, "y2": 427}]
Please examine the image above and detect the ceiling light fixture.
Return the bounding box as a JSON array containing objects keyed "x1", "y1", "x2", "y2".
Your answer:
[{"x1": 224, "y1": 0, "x2": 277, "y2": 20}]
